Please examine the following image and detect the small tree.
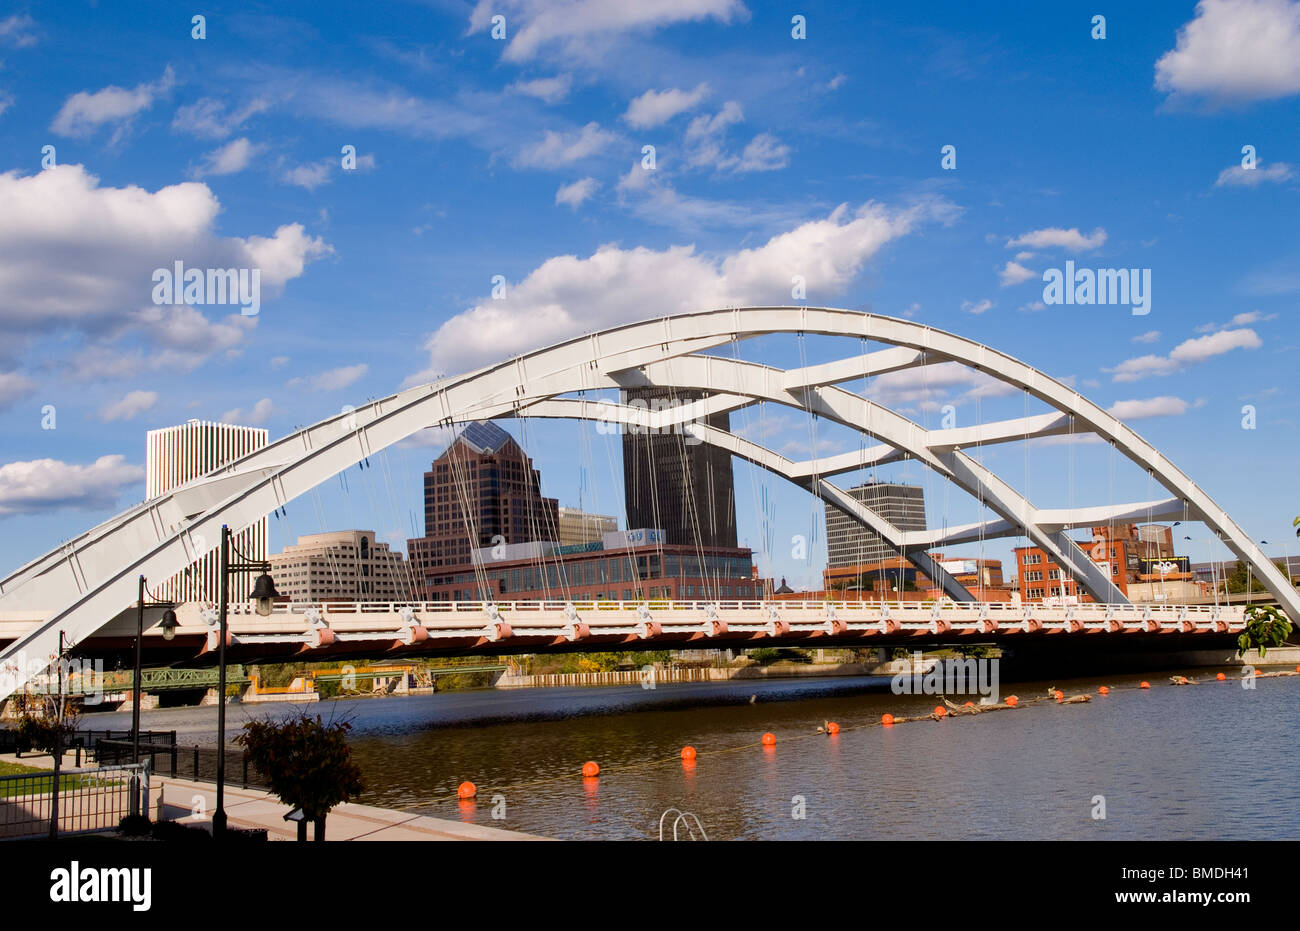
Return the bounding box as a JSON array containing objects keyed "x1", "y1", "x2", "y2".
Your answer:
[
  {"x1": 1237, "y1": 604, "x2": 1293, "y2": 658},
  {"x1": 14, "y1": 702, "x2": 78, "y2": 755},
  {"x1": 236, "y1": 712, "x2": 363, "y2": 841}
]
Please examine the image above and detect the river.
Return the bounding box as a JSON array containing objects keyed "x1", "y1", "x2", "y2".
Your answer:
[{"x1": 83, "y1": 668, "x2": 1300, "y2": 840}]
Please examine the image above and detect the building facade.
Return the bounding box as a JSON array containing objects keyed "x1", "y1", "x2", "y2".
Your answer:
[
  {"x1": 146, "y1": 419, "x2": 268, "y2": 604},
  {"x1": 824, "y1": 482, "x2": 927, "y2": 569},
  {"x1": 407, "y1": 422, "x2": 559, "y2": 596},
  {"x1": 269, "y1": 530, "x2": 412, "y2": 602},
  {"x1": 423, "y1": 528, "x2": 763, "y2": 603},
  {"x1": 1014, "y1": 523, "x2": 1194, "y2": 603},
  {"x1": 621, "y1": 386, "x2": 737, "y2": 549},
  {"x1": 556, "y1": 507, "x2": 619, "y2": 546}
]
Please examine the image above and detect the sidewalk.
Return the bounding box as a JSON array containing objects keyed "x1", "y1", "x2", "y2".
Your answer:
[{"x1": 2, "y1": 752, "x2": 546, "y2": 840}]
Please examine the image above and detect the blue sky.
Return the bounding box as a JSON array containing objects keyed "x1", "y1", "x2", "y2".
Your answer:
[{"x1": 0, "y1": 0, "x2": 1296, "y2": 589}]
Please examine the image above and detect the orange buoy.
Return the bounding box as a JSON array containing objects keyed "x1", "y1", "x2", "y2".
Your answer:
[
  {"x1": 881, "y1": 713, "x2": 895, "y2": 726},
  {"x1": 1098, "y1": 686, "x2": 1109, "y2": 695},
  {"x1": 680, "y1": 746, "x2": 697, "y2": 760},
  {"x1": 1006, "y1": 695, "x2": 1019, "y2": 707},
  {"x1": 1054, "y1": 690, "x2": 1064, "y2": 701},
  {"x1": 581, "y1": 761, "x2": 600, "y2": 778},
  {"x1": 1216, "y1": 672, "x2": 1226, "y2": 681},
  {"x1": 1295, "y1": 665, "x2": 1299, "y2": 673},
  {"x1": 457, "y1": 781, "x2": 476, "y2": 800},
  {"x1": 933, "y1": 705, "x2": 947, "y2": 717},
  {"x1": 1254, "y1": 669, "x2": 1262, "y2": 676},
  {"x1": 826, "y1": 722, "x2": 840, "y2": 735},
  {"x1": 963, "y1": 701, "x2": 974, "y2": 707},
  {"x1": 761, "y1": 732, "x2": 776, "y2": 746},
  {"x1": 1139, "y1": 681, "x2": 1150, "y2": 689}
]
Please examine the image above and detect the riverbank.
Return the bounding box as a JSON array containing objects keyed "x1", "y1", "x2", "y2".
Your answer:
[{"x1": 0, "y1": 751, "x2": 546, "y2": 841}]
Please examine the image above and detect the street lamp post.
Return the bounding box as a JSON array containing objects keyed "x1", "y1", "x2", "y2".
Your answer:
[
  {"x1": 133, "y1": 576, "x2": 177, "y2": 765},
  {"x1": 213, "y1": 524, "x2": 279, "y2": 838}
]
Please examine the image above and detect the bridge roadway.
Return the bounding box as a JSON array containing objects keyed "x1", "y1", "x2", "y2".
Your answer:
[{"x1": 1, "y1": 600, "x2": 1250, "y2": 668}]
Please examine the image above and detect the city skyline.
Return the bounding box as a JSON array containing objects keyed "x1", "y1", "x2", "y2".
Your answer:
[{"x1": 0, "y1": 1, "x2": 1296, "y2": 593}]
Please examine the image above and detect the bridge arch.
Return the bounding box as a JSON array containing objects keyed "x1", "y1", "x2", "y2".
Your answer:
[{"x1": 1, "y1": 307, "x2": 1291, "y2": 698}]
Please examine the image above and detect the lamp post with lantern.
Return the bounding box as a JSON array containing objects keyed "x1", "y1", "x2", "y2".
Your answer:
[{"x1": 213, "y1": 524, "x2": 280, "y2": 837}]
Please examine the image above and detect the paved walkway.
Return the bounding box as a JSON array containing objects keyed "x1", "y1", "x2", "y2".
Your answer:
[{"x1": 2, "y1": 752, "x2": 545, "y2": 841}]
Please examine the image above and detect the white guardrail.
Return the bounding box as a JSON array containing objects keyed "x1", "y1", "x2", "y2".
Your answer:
[{"x1": 154, "y1": 600, "x2": 1251, "y2": 652}]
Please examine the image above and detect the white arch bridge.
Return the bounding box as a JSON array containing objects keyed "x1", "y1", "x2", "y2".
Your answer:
[{"x1": 0, "y1": 307, "x2": 1288, "y2": 695}]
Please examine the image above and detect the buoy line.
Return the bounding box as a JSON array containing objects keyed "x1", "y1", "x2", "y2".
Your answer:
[{"x1": 424, "y1": 667, "x2": 1300, "y2": 808}]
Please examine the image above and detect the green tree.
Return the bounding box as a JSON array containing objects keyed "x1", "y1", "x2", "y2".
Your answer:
[
  {"x1": 236, "y1": 713, "x2": 364, "y2": 841},
  {"x1": 1237, "y1": 604, "x2": 1293, "y2": 658}
]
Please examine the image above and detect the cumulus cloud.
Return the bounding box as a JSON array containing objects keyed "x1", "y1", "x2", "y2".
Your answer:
[
  {"x1": 556, "y1": 177, "x2": 599, "y2": 208},
  {"x1": 999, "y1": 261, "x2": 1036, "y2": 286},
  {"x1": 962, "y1": 299, "x2": 994, "y2": 315},
  {"x1": 193, "y1": 137, "x2": 259, "y2": 177},
  {"x1": 623, "y1": 83, "x2": 709, "y2": 127},
  {"x1": 282, "y1": 160, "x2": 333, "y2": 190},
  {"x1": 515, "y1": 122, "x2": 618, "y2": 168},
  {"x1": 864, "y1": 361, "x2": 1014, "y2": 410},
  {"x1": 1155, "y1": 0, "x2": 1300, "y2": 103},
  {"x1": 98, "y1": 389, "x2": 159, "y2": 422},
  {"x1": 1107, "y1": 396, "x2": 1190, "y2": 419},
  {"x1": 51, "y1": 66, "x2": 175, "y2": 142},
  {"x1": 1107, "y1": 327, "x2": 1262, "y2": 381},
  {"x1": 289, "y1": 364, "x2": 368, "y2": 392},
  {"x1": 0, "y1": 164, "x2": 330, "y2": 373},
  {"x1": 0, "y1": 371, "x2": 36, "y2": 410},
  {"x1": 171, "y1": 97, "x2": 269, "y2": 139},
  {"x1": 1006, "y1": 226, "x2": 1107, "y2": 251},
  {"x1": 1215, "y1": 161, "x2": 1295, "y2": 186},
  {"x1": 1132, "y1": 330, "x2": 1162, "y2": 343},
  {"x1": 415, "y1": 200, "x2": 936, "y2": 378},
  {"x1": 0, "y1": 455, "x2": 143, "y2": 516},
  {"x1": 0, "y1": 13, "x2": 38, "y2": 48},
  {"x1": 507, "y1": 75, "x2": 573, "y2": 103},
  {"x1": 219, "y1": 397, "x2": 275, "y2": 425},
  {"x1": 467, "y1": 0, "x2": 748, "y2": 63}
]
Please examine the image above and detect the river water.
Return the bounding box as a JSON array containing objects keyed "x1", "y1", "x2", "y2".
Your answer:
[{"x1": 86, "y1": 668, "x2": 1300, "y2": 840}]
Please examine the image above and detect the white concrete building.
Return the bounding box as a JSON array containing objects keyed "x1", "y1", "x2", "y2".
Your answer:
[{"x1": 270, "y1": 530, "x2": 413, "y2": 602}]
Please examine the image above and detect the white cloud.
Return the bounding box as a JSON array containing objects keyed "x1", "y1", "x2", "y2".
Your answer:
[
  {"x1": 416, "y1": 200, "x2": 930, "y2": 378},
  {"x1": 827, "y1": 74, "x2": 847, "y2": 90},
  {"x1": 0, "y1": 13, "x2": 38, "y2": 48},
  {"x1": 1215, "y1": 161, "x2": 1295, "y2": 186},
  {"x1": 1155, "y1": 0, "x2": 1300, "y2": 102},
  {"x1": 998, "y1": 261, "x2": 1036, "y2": 286},
  {"x1": 0, "y1": 164, "x2": 330, "y2": 372},
  {"x1": 0, "y1": 371, "x2": 36, "y2": 409},
  {"x1": 283, "y1": 160, "x2": 333, "y2": 190},
  {"x1": 507, "y1": 75, "x2": 573, "y2": 103},
  {"x1": 99, "y1": 389, "x2": 159, "y2": 422},
  {"x1": 516, "y1": 122, "x2": 619, "y2": 168},
  {"x1": 290, "y1": 364, "x2": 368, "y2": 392},
  {"x1": 623, "y1": 83, "x2": 709, "y2": 128},
  {"x1": 467, "y1": 0, "x2": 748, "y2": 63},
  {"x1": 171, "y1": 97, "x2": 269, "y2": 139},
  {"x1": 1107, "y1": 396, "x2": 1190, "y2": 419},
  {"x1": 51, "y1": 66, "x2": 175, "y2": 141},
  {"x1": 194, "y1": 137, "x2": 259, "y2": 177},
  {"x1": 1232, "y1": 310, "x2": 1277, "y2": 324},
  {"x1": 1006, "y1": 226, "x2": 1107, "y2": 251},
  {"x1": 220, "y1": 397, "x2": 275, "y2": 425},
  {"x1": 1132, "y1": 330, "x2": 1162, "y2": 343},
  {"x1": 735, "y1": 133, "x2": 790, "y2": 172},
  {"x1": 556, "y1": 177, "x2": 600, "y2": 208},
  {"x1": 962, "y1": 299, "x2": 994, "y2": 315},
  {"x1": 0, "y1": 90, "x2": 13, "y2": 118},
  {"x1": 1107, "y1": 327, "x2": 1262, "y2": 381},
  {"x1": 0, "y1": 455, "x2": 143, "y2": 516}
]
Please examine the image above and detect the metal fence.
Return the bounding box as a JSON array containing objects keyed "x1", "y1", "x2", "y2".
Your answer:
[
  {"x1": 94, "y1": 739, "x2": 270, "y2": 789},
  {"x1": 0, "y1": 763, "x2": 149, "y2": 840}
]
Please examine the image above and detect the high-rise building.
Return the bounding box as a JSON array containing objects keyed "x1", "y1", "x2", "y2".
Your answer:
[
  {"x1": 556, "y1": 507, "x2": 618, "y2": 546},
  {"x1": 407, "y1": 421, "x2": 560, "y2": 596},
  {"x1": 269, "y1": 530, "x2": 412, "y2": 602},
  {"x1": 621, "y1": 386, "x2": 737, "y2": 549},
  {"x1": 146, "y1": 419, "x2": 268, "y2": 604},
  {"x1": 823, "y1": 482, "x2": 926, "y2": 569}
]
